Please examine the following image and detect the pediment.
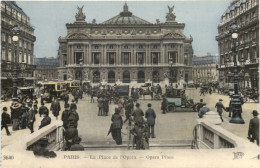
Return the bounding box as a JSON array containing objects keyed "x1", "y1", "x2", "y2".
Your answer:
[
  {"x1": 67, "y1": 33, "x2": 89, "y2": 39},
  {"x1": 163, "y1": 33, "x2": 184, "y2": 39}
]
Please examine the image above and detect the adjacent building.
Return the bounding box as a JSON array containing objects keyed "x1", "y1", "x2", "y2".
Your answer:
[
  {"x1": 34, "y1": 57, "x2": 59, "y2": 82},
  {"x1": 1, "y1": 1, "x2": 36, "y2": 90},
  {"x1": 192, "y1": 54, "x2": 219, "y2": 84},
  {"x1": 216, "y1": 0, "x2": 259, "y2": 89},
  {"x1": 58, "y1": 3, "x2": 193, "y2": 86}
]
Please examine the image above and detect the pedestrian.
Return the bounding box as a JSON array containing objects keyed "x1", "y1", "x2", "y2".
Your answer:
[
  {"x1": 10, "y1": 102, "x2": 22, "y2": 131},
  {"x1": 1, "y1": 107, "x2": 11, "y2": 136},
  {"x1": 64, "y1": 122, "x2": 79, "y2": 150},
  {"x1": 103, "y1": 97, "x2": 109, "y2": 116},
  {"x1": 198, "y1": 104, "x2": 210, "y2": 118},
  {"x1": 145, "y1": 103, "x2": 156, "y2": 138},
  {"x1": 64, "y1": 93, "x2": 69, "y2": 106},
  {"x1": 197, "y1": 99, "x2": 204, "y2": 112},
  {"x1": 20, "y1": 103, "x2": 28, "y2": 129},
  {"x1": 90, "y1": 91, "x2": 94, "y2": 103},
  {"x1": 97, "y1": 97, "x2": 104, "y2": 116},
  {"x1": 248, "y1": 110, "x2": 259, "y2": 146},
  {"x1": 215, "y1": 99, "x2": 226, "y2": 122},
  {"x1": 130, "y1": 119, "x2": 147, "y2": 150},
  {"x1": 70, "y1": 99, "x2": 77, "y2": 111},
  {"x1": 33, "y1": 97, "x2": 38, "y2": 114},
  {"x1": 228, "y1": 97, "x2": 232, "y2": 117},
  {"x1": 70, "y1": 137, "x2": 84, "y2": 151},
  {"x1": 67, "y1": 109, "x2": 79, "y2": 128},
  {"x1": 62, "y1": 104, "x2": 70, "y2": 129},
  {"x1": 161, "y1": 97, "x2": 167, "y2": 114},
  {"x1": 39, "y1": 103, "x2": 49, "y2": 117},
  {"x1": 27, "y1": 102, "x2": 35, "y2": 133},
  {"x1": 50, "y1": 97, "x2": 61, "y2": 120},
  {"x1": 111, "y1": 108, "x2": 123, "y2": 145},
  {"x1": 39, "y1": 111, "x2": 51, "y2": 129},
  {"x1": 132, "y1": 103, "x2": 144, "y2": 124}
]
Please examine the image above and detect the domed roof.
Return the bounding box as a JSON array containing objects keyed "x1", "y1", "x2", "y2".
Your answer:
[{"x1": 102, "y1": 3, "x2": 151, "y2": 25}]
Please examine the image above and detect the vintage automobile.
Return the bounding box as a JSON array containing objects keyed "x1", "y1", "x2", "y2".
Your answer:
[
  {"x1": 64, "y1": 80, "x2": 81, "y2": 94},
  {"x1": 42, "y1": 81, "x2": 67, "y2": 102},
  {"x1": 18, "y1": 87, "x2": 35, "y2": 100},
  {"x1": 164, "y1": 88, "x2": 197, "y2": 112}
]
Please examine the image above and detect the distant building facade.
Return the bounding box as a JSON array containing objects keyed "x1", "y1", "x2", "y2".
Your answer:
[
  {"x1": 34, "y1": 57, "x2": 59, "y2": 81},
  {"x1": 58, "y1": 3, "x2": 193, "y2": 86},
  {"x1": 1, "y1": 1, "x2": 36, "y2": 90},
  {"x1": 192, "y1": 54, "x2": 219, "y2": 84},
  {"x1": 216, "y1": 0, "x2": 259, "y2": 89}
]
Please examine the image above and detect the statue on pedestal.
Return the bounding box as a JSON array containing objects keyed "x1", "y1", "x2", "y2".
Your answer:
[
  {"x1": 166, "y1": 5, "x2": 176, "y2": 22},
  {"x1": 75, "y1": 6, "x2": 86, "y2": 22}
]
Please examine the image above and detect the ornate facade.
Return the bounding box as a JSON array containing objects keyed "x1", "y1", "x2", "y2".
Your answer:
[
  {"x1": 58, "y1": 3, "x2": 193, "y2": 86},
  {"x1": 216, "y1": 0, "x2": 259, "y2": 89},
  {"x1": 34, "y1": 57, "x2": 59, "y2": 82},
  {"x1": 192, "y1": 54, "x2": 219, "y2": 84},
  {"x1": 1, "y1": 1, "x2": 36, "y2": 89}
]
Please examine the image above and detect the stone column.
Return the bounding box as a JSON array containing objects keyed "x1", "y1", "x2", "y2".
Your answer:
[
  {"x1": 118, "y1": 45, "x2": 121, "y2": 65},
  {"x1": 161, "y1": 43, "x2": 165, "y2": 64},
  {"x1": 146, "y1": 44, "x2": 149, "y2": 64},
  {"x1": 104, "y1": 44, "x2": 107, "y2": 65},
  {"x1": 89, "y1": 44, "x2": 92, "y2": 65},
  {"x1": 131, "y1": 44, "x2": 134, "y2": 64}
]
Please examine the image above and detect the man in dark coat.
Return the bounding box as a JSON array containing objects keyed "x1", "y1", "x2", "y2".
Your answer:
[
  {"x1": 111, "y1": 108, "x2": 123, "y2": 145},
  {"x1": 97, "y1": 97, "x2": 104, "y2": 116},
  {"x1": 132, "y1": 103, "x2": 144, "y2": 123},
  {"x1": 103, "y1": 97, "x2": 109, "y2": 116},
  {"x1": 130, "y1": 119, "x2": 147, "y2": 150},
  {"x1": 248, "y1": 110, "x2": 259, "y2": 146},
  {"x1": 39, "y1": 111, "x2": 51, "y2": 129},
  {"x1": 67, "y1": 109, "x2": 79, "y2": 128},
  {"x1": 65, "y1": 122, "x2": 79, "y2": 150},
  {"x1": 62, "y1": 104, "x2": 70, "y2": 129},
  {"x1": 20, "y1": 103, "x2": 29, "y2": 129},
  {"x1": 50, "y1": 97, "x2": 61, "y2": 120},
  {"x1": 70, "y1": 100, "x2": 77, "y2": 111},
  {"x1": 161, "y1": 97, "x2": 167, "y2": 114},
  {"x1": 145, "y1": 103, "x2": 156, "y2": 138},
  {"x1": 1, "y1": 107, "x2": 11, "y2": 136},
  {"x1": 63, "y1": 93, "x2": 69, "y2": 106},
  {"x1": 27, "y1": 102, "x2": 35, "y2": 133},
  {"x1": 215, "y1": 99, "x2": 226, "y2": 122},
  {"x1": 39, "y1": 103, "x2": 49, "y2": 117}
]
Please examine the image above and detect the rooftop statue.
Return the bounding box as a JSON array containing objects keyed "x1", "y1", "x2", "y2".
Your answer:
[
  {"x1": 75, "y1": 5, "x2": 86, "y2": 22},
  {"x1": 168, "y1": 5, "x2": 174, "y2": 14},
  {"x1": 166, "y1": 5, "x2": 176, "y2": 22}
]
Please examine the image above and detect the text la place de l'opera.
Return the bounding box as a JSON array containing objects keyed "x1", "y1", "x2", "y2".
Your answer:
[{"x1": 58, "y1": 3, "x2": 194, "y2": 86}]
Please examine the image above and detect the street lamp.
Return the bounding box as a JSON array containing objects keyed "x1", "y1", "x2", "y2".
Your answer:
[
  {"x1": 11, "y1": 25, "x2": 20, "y2": 102},
  {"x1": 79, "y1": 58, "x2": 83, "y2": 84},
  {"x1": 169, "y1": 57, "x2": 173, "y2": 86},
  {"x1": 229, "y1": 21, "x2": 244, "y2": 124}
]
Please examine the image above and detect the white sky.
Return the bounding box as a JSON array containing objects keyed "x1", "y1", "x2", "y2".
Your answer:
[{"x1": 17, "y1": 1, "x2": 232, "y2": 58}]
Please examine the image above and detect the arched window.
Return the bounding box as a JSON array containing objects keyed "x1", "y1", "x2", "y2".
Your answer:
[
  {"x1": 108, "y1": 71, "x2": 115, "y2": 83},
  {"x1": 93, "y1": 71, "x2": 100, "y2": 83},
  {"x1": 137, "y1": 71, "x2": 145, "y2": 83},
  {"x1": 123, "y1": 71, "x2": 130, "y2": 83}
]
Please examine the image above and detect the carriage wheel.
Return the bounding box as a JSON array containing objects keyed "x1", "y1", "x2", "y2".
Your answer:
[
  {"x1": 167, "y1": 105, "x2": 175, "y2": 112},
  {"x1": 154, "y1": 95, "x2": 160, "y2": 100},
  {"x1": 253, "y1": 97, "x2": 259, "y2": 103}
]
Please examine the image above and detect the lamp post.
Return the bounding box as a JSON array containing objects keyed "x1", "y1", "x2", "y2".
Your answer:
[
  {"x1": 79, "y1": 58, "x2": 83, "y2": 84},
  {"x1": 169, "y1": 57, "x2": 173, "y2": 86},
  {"x1": 229, "y1": 21, "x2": 245, "y2": 124},
  {"x1": 11, "y1": 25, "x2": 20, "y2": 102}
]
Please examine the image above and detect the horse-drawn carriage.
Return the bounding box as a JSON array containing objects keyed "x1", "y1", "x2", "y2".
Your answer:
[
  {"x1": 18, "y1": 87, "x2": 35, "y2": 101},
  {"x1": 163, "y1": 88, "x2": 197, "y2": 112}
]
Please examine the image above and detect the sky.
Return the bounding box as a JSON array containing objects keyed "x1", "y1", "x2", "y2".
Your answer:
[{"x1": 17, "y1": 1, "x2": 232, "y2": 58}]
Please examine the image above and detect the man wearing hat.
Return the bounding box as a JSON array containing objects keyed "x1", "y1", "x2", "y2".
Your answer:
[
  {"x1": 1, "y1": 107, "x2": 11, "y2": 136},
  {"x1": 50, "y1": 97, "x2": 61, "y2": 120},
  {"x1": 65, "y1": 122, "x2": 79, "y2": 150},
  {"x1": 39, "y1": 110, "x2": 51, "y2": 129},
  {"x1": 70, "y1": 100, "x2": 77, "y2": 111},
  {"x1": 70, "y1": 137, "x2": 84, "y2": 151},
  {"x1": 248, "y1": 110, "x2": 259, "y2": 145},
  {"x1": 39, "y1": 103, "x2": 49, "y2": 117},
  {"x1": 27, "y1": 102, "x2": 35, "y2": 133},
  {"x1": 198, "y1": 103, "x2": 210, "y2": 118},
  {"x1": 145, "y1": 103, "x2": 156, "y2": 138},
  {"x1": 62, "y1": 104, "x2": 70, "y2": 129},
  {"x1": 215, "y1": 99, "x2": 226, "y2": 122},
  {"x1": 10, "y1": 102, "x2": 22, "y2": 131},
  {"x1": 132, "y1": 103, "x2": 144, "y2": 124},
  {"x1": 161, "y1": 97, "x2": 167, "y2": 114}
]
